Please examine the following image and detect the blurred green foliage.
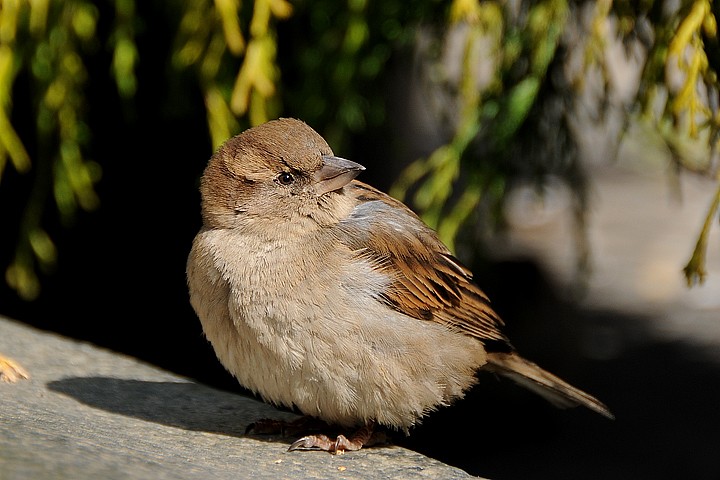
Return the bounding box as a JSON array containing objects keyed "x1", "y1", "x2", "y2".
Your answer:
[
  {"x1": 1, "y1": 0, "x2": 103, "y2": 300},
  {"x1": 0, "y1": 0, "x2": 718, "y2": 299}
]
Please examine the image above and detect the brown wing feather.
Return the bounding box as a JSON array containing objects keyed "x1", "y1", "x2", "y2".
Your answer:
[{"x1": 338, "y1": 181, "x2": 509, "y2": 345}]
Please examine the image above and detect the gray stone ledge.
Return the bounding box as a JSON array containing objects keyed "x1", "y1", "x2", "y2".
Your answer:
[{"x1": 0, "y1": 317, "x2": 480, "y2": 480}]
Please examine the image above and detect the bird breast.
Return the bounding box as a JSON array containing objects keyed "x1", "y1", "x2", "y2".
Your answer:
[{"x1": 187, "y1": 227, "x2": 486, "y2": 429}]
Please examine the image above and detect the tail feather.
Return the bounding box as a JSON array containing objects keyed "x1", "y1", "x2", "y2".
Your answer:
[{"x1": 486, "y1": 352, "x2": 614, "y2": 420}]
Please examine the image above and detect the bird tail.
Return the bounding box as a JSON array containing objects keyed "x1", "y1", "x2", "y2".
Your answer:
[{"x1": 485, "y1": 352, "x2": 614, "y2": 419}]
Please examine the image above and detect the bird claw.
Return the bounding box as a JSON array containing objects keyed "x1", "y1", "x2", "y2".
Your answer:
[
  {"x1": 288, "y1": 434, "x2": 362, "y2": 454},
  {"x1": 246, "y1": 416, "x2": 378, "y2": 454},
  {"x1": 288, "y1": 422, "x2": 376, "y2": 454}
]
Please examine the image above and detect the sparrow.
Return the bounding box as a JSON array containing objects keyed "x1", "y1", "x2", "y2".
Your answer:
[{"x1": 186, "y1": 117, "x2": 612, "y2": 453}]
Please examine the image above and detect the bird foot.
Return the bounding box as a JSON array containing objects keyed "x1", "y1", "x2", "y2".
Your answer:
[
  {"x1": 288, "y1": 423, "x2": 376, "y2": 454},
  {"x1": 0, "y1": 354, "x2": 29, "y2": 383},
  {"x1": 246, "y1": 417, "x2": 382, "y2": 454},
  {"x1": 289, "y1": 433, "x2": 361, "y2": 453}
]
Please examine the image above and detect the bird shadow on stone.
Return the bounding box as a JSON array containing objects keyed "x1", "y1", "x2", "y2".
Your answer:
[
  {"x1": 46, "y1": 376, "x2": 299, "y2": 445},
  {"x1": 47, "y1": 375, "x2": 404, "y2": 453}
]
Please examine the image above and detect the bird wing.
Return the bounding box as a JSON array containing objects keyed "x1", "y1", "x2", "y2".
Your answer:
[{"x1": 335, "y1": 181, "x2": 510, "y2": 345}]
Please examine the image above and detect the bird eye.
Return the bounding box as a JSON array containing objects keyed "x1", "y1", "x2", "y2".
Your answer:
[{"x1": 276, "y1": 172, "x2": 294, "y2": 185}]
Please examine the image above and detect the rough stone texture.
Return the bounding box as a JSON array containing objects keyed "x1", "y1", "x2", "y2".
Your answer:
[{"x1": 0, "y1": 318, "x2": 479, "y2": 480}]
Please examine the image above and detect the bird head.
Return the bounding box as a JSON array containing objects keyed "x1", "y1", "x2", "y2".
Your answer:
[{"x1": 199, "y1": 118, "x2": 365, "y2": 234}]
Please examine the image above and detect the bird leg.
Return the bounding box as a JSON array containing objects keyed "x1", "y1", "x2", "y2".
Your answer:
[
  {"x1": 288, "y1": 422, "x2": 376, "y2": 454},
  {"x1": 245, "y1": 415, "x2": 327, "y2": 436},
  {"x1": 247, "y1": 416, "x2": 382, "y2": 454}
]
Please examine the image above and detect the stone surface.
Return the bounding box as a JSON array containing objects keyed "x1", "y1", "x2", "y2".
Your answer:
[{"x1": 0, "y1": 317, "x2": 478, "y2": 480}]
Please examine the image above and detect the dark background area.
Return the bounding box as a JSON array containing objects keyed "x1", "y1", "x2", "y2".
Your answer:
[{"x1": 1, "y1": 3, "x2": 719, "y2": 479}]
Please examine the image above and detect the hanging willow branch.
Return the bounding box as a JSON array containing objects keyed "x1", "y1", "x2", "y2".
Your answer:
[
  {"x1": 1, "y1": 0, "x2": 719, "y2": 301},
  {"x1": 1, "y1": 0, "x2": 105, "y2": 300},
  {"x1": 172, "y1": 0, "x2": 292, "y2": 148},
  {"x1": 391, "y1": 0, "x2": 719, "y2": 285}
]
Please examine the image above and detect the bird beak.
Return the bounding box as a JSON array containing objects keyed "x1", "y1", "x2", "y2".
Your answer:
[{"x1": 313, "y1": 155, "x2": 365, "y2": 196}]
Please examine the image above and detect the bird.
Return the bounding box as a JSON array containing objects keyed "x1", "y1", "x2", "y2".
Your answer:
[{"x1": 186, "y1": 117, "x2": 612, "y2": 453}]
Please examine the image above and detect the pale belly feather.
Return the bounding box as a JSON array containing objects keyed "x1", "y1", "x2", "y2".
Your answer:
[{"x1": 188, "y1": 228, "x2": 486, "y2": 429}]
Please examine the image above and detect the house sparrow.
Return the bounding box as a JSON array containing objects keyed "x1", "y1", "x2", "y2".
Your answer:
[{"x1": 187, "y1": 117, "x2": 612, "y2": 453}]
